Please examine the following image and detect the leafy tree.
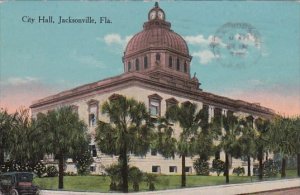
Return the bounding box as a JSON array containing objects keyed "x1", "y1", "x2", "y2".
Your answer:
[
  {"x1": 36, "y1": 106, "x2": 89, "y2": 189},
  {"x1": 0, "y1": 108, "x2": 15, "y2": 165},
  {"x1": 166, "y1": 102, "x2": 207, "y2": 187},
  {"x1": 293, "y1": 117, "x2": 300, "y2": 177},
  {"x1": 8, "y1": 109, "x2": 45, "y2": 168},
  {"x1": 95, "y1": 95, "x2": 154, "y2": 193},
  {"x1": 254, "y1": 117, "x2": 271, "y2": 180},
  {"x1": 269, "y1": 116, "x2": 295, "y2": 178}
]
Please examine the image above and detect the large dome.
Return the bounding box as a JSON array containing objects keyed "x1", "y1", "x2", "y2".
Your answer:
[
  {"x1": 124, "y1": 3, "x2": 189, "y2": 57},
  {"x1": 122, "y1": 2, "x2": 192, "y2": 79},
  {"x1": 125, "y1": 27, "x2": 189, "y2": 56}
]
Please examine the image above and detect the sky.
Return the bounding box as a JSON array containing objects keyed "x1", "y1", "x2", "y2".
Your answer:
[{"x1": 0, "y1": 1, "x2": 299, "y2": 116}]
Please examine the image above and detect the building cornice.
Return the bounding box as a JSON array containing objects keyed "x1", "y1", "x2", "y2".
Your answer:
[{"x1": 30, "y1": 72, "x2": 275, "y2": 118}]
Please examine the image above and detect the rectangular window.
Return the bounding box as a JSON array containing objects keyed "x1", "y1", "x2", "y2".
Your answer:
[
  {"x1": 185, "y1": 166, "x2": 192, "y2": 173},
  {"x1": 89, "y1": 105, "x2": 98, "y2": 127},
  {"x1": 90, "y1": 165, "x2": 96, "y2": 172},
  {"x1": 144, "y1": 56, "x2": 148, "y2": 69},
  {"x1": 150, "y1": 99, "x2": 160, "y2": 116},
  {"x1": 151, "y1": 149, "x2": 157, "y2": 156},
  {"x1": 152, "y1": 166, "x2": 161, "y2": 173},
  {"x1": 169, "y1": 166, "x2": 177, "y2": 173},
  {"x1": 176, "y1": 58, "x2": 180, "y2": 71},
  {"x1": 90, "y1": 145, "x2": 97, "y2": 157}
]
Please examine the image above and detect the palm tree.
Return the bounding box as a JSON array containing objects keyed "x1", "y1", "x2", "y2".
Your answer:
[
  {"x1": 166, "y1": 102, "x2": 206, "y2": 187},
  {"x1": 95, "y1": 95, "x2": 154, "y2": 193},
  {"x1": 254, "y1": 117, "x2": 271, "y2": 180},
  {"x1": 36, "y1": 106, "x2": 89, "y2": 189},
  {"x1": 0, "y1": 108, "x2": 15, "y2": 165},
  {"x1": 270, "y1": 116, "x2": 298, "y2": 178},
  {"x1": 219, "y1": 113, "x2": 243, "y2": 184},
  {"x1": 239, "y1": 115, "x2": 256, "y2": 176},
  {"x1": 154, "y1": 117, "x2": 177, "y2": 159}
]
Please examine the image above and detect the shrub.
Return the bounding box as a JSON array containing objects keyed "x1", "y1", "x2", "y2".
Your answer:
[
  {"x1": 193, "y1": 158, "x2": 210, "y2": 176},
  {"x1": 211, "y1": 159, "x2": 225, "y2": 176},
  {"x1": 145, "y1": 173, "x2": 157, "y2": 191},
  {"x1": 263, "y1": 159, "x2": 279, "y2": 177},
  {"x1": 232, "y1": 167, "x2": 245, "y2": 176},
  {"x1": 64, "y1": 171, "x2": 77, "y2": 176},
  {"x1": 128, "y1": 166, "x2": 144, "y2": 192},
  {"x1": 73, "y1": 151, "x2": 94, "y2": 176},
  {"x1": 105, "y1": 163, "x2": 122, "y2": 191},
  {"x1": 33, "y1": 161, "x2": 47, "y2": 178},
  {"x1": 46, "y1": 165, "x2": 58, "y2": 177}
]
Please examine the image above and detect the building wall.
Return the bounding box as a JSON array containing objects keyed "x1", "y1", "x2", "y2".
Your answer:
[{"x1": 32, "y1": 85, "x2": 258, "y2": 175}]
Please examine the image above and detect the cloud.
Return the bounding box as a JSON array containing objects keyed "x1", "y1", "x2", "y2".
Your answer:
[
  {"x1": 192, "y1": 50, "x2": 216, "y2": 65},
  {"x1": 0, "y1": 76, "x2": 39, "y2": 86},
  {"x1": 102, "y1": 33, "x2": 133, "y2": 48},
  {"x1": 184, "y1": 34, "x2": 214, "y2": 46}
]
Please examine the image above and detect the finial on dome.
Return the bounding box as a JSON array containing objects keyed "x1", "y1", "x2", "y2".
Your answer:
[{"x1": 155, "y1": 2, "x2": 159, "y2": 8}]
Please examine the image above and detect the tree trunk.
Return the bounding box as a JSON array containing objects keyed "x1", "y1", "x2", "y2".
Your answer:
[
  {"x1": 58, "y1": 154, "x2": 64, "y2": 189},
  {"x1": 0, "y1": 148, "x2": 4, "y2": 166},
  {"x1": 281, "y1": 157, "x2": 286, "y2": 178},
  {"x1": 121, "y1": 145, "x2": 129, "y2": 193},
  {"x1": 258, "y1": 149, "x2": 263, "y2": 180},
  {"x1": 266, "y1": 151, "x2": 268, "y2": 161},
  {"x1": 181, "y1": 154, "x2": 186, "y2": 187},
  {"x1": 297, "y1": 153, "x2": 300, "y2": 177},
  {"x1": 225, "y1": 152, "x2": 229, "y2": 184},
  {"x1": 247, "y1": 155, "x2": 251, "y2": 176}
]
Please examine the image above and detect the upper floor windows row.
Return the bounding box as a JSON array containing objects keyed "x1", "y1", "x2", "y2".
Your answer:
[
  {"x1": 148, "y1": 94, "x2": 181, "y2": 117},
  {"x1": 169, "y1": 56, "x2": 188, "y2": 73},
  {"x1": 128, "y1": 56, "x2": 148, "y2": 72}
]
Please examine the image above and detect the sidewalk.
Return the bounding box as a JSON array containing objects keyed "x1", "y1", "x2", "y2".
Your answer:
[{"x1": 40, "y1": 178, "x2": 300, "y2": 195}]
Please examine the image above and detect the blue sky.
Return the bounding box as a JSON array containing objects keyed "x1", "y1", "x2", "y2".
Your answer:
[{"x1": 0, "y1": 1, "x2": 299, "y2": 116}]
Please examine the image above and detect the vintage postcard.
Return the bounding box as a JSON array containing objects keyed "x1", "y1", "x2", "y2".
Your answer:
[{"x1": 0, "y1": 0, "x2": 299, "y2": 194}]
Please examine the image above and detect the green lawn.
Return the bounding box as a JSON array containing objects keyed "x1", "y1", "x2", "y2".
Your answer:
[{"x1": 33, "y1": 169, "x2": 298, "y2": 193}]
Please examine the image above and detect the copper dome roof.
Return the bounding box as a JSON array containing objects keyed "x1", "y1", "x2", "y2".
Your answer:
[
  {"x1": 125, "y1": 27, "x2": 189, "y2": 56},
  {"x1": 124, "y1": 3, "x2": 189, "y2": 57}
]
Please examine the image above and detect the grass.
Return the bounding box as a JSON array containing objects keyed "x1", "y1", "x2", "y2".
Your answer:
[{"x1": 33, "y1": 169, "x2": 298, "y2": 193}]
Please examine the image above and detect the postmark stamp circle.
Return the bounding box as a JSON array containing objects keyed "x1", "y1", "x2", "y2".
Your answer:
[{"x1": 210, "y1": 22, "x2": 262, "y2": 67}]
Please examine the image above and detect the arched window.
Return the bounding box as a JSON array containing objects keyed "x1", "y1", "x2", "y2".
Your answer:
[
  {"x1": 168, "y1": 56, "x2": 173, "y2": 68},
  {"x1": 144, "y1": 56, "x2": 148, "y2": 69},
  {"x1": 184, "y1": 62, "x2": 187, "y2": 73},
  {"x1": 176, "y1": 58, "x2": 180, "y2": 71},
  {"x1": 128, "y1": 61, "x2": 131, "y2": 71},
  {"x1": 135, "y1": 58, "x2": 140, "y2": 71},
  {"x1": 156, "y1": 53, "x2": 160, "y2": 61}
]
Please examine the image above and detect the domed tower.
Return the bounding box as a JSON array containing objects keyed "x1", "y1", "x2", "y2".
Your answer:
[{"x1": 123, "y1": 2, "x2": 193, "y2": 80}]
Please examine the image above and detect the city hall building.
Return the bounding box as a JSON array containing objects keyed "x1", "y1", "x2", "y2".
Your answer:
[{"x1": 30, "y1": 3, "x2": 274, "y2": 175}]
